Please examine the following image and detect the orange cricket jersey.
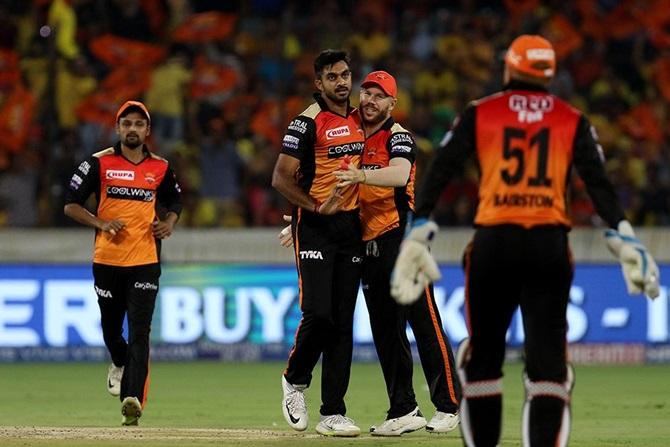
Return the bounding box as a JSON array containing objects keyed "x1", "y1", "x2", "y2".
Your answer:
[
  {"x1": 473, "y1": 90, "x2": 580, "y2": 228},
  {"x1": 281, "y1": 94, "x2": 364, "y2": 211},
  {"x1": 359, "y1": 119, "x2": 416, "y2": 241},
  {"x1": 66, "y1": 144, "x2": 181, "y2": 267}
]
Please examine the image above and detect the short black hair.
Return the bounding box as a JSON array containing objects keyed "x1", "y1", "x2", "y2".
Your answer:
[{"x1": 314, "y1": 49, "x2": 350, "y2": 78}]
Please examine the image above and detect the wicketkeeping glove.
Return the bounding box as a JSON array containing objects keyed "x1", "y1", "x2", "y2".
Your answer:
[
  {"x1": 391, "y1": 218, "x2": 441, "y2": 305},
  {"x1": 605, "y1": 220, "x2": 660, "y2": 299}
]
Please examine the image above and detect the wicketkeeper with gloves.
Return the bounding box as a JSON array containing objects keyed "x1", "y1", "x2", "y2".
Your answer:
[{"x1": 390, "y1": 34, "x2": 660, "y2": 447}]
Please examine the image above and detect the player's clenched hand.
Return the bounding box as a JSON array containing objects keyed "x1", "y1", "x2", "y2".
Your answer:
[
  {"x1": 317, "y1": 186, "x2": 345, "y2": 215},
  {"x1": 152, "y1": 220, "x2": 174, "y2": 239},
  {"x1": 278, "y1": 215, "x2": 293, "y2": 248},
  {"x1": 605, "y1": 220, "x2": 660, "y2": 299},
  {"x1": 334, "y1": 164, "x2": 366, "y2": 187},
  {"x1": 101, "y1": 219, "x2": 125, "y2": 236},
  {"x1": 391, "y1": 219, "x2": 441, "y2": 304}
]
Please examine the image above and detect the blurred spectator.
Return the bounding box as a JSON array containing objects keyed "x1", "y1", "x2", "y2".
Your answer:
[
  {"x1": 197, "y1": 118, "x2": 246, "y2": 226},
  {"x1": 55, "y1": 57, "x2": 97, "y2": 130},
  {"x1": 47, "y1": 0, "x2": 80, "y2": 60},
  {"x1": 635, "y1": 162, "x2": 670, "y2": 225},
  {"x1": 144, "y1": 46, "x2": 193, "y2": 155},
  {"x1": 48, "y1": 129, "x2": 82, "y2": 225},
  {"x1": 105, "y1": 0, "x2": 157, "y2": 41},
  {"x1": 0, "y1": 151, "x2": 39, "y2": 226}
]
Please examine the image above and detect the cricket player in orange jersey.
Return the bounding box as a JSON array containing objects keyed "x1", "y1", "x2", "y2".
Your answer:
[
  {"x1": 272, "y1": 50, "x2": 365, "y2": 437},
  {"x1": 391, "y1": 35, "x2": 660, "y2": 446},
  {"x1": 335, "y1": 71, "x2": 461, "y2": 437},
  {"x1": 65, "y1": 100, "x2": 182, "y2": 426}
]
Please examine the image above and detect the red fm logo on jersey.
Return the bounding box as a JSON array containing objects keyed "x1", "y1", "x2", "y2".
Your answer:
[
  {"x1": 508, "y1": 94, "x2": 554, "y2": 123},
  {"x1": 325, "y1": 125, "x2": 351, "y2": 140}
]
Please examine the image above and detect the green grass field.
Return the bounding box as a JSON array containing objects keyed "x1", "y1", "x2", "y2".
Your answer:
[{"x1": 0, "y1": 361, "x2": 668, "y2": 446}]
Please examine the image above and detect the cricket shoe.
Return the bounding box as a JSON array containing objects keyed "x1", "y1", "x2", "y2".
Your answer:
[
  {"x1": 370, "y1": 406, "x2": 427, "y2": 436},
  {"x1": 426, "y1": 411, "x2": 460, "y2": 433},
  {"x1": 121, "y1": 396, "x2": 142, "y2": 426},
  {"x1": 315, "y1": 414, "x2": 360, "y2": 437},
  {"x1": 281, "y1": 375, "x2": 308, "y2": 431},
  {"x1": 107, "y1": 363, "x2": 124, "y2": 397}
]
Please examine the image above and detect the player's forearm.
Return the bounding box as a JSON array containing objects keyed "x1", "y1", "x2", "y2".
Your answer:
[
  {"x1": 271, "y1": 173, "x2": 319, "y2": 211},
  {"x1": 64, "y1": 203, "x2": 104, "y2": 230},
  {"x1": 164, "y1": 211, "x2": 179, "y2": 226},
  {"x1": 362, "y1": 164, "x2": 409, "y2": 187}
]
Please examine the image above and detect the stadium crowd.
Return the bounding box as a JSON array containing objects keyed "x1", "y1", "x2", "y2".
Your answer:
[{"x1": 0, "y1": 0, "x2": 668, "y2": 228}]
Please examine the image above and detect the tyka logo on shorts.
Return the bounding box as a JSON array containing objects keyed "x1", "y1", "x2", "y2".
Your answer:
[
  {"x1": 94, "y1": 285, "x2": 112, "y2": 298},
  {"x1": 299, "y1": 250, "x2": 323, "y2": 260}
]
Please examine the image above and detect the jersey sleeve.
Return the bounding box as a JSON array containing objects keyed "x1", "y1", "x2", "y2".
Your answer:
[
  {"x1": 280, "y1": 116, "x2": 316, "y2": 160},
  {"x1": 64, "y1": 157, "x2": 100, "y2": 205},
  {"x1": 388, "y1": 131, "x2": 417, "y2": 163},
  {"x1": 156, "y1": 165, "x2": 183, "y2": 216},
  {"x1": 414, "y1": 103, "x2": 477, "y2": 218},
  {"x1": 572, "y1": 116, "x2": 625, "y2": 228}
]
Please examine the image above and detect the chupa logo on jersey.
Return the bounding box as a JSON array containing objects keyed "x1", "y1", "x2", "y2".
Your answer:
[
  {"x1": 326, "y1": 125, "x2": 351, "y2": 140},
  {"x1": 106, "y1": 185, "x2": 154, "y2": 202},
  {"x1": 299, "y1": 250, "x2": 324, "y2": 260},
  {"x1": 509, "y1": 94, "x2": 554, "y2": 123},
  {"x1": 106, "y1": 169, "x2": 135, "y2": 181}
]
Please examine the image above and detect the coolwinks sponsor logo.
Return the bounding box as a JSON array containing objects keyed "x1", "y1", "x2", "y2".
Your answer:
[{"x1": 106, "y1": 186, "x2": 154, "y2": 202}]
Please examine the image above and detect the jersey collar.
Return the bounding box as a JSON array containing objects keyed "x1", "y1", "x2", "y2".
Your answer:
[
  {"x1": 503, "y1": 80, "x2": 548, "y2": 92},
  {"x1": 381, "y1": 116, "x2": 395, "y2": 131},
  {"x1": 313, "y1": 92, "x2": 354, "y2": 117},
  {"x1": 114, "y1": 142, "x2": 150, "y2": 164}
]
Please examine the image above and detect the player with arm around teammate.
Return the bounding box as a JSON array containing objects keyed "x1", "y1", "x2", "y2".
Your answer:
[
  {"x1": 64, "y1": 101, "x2": 182, "y2": 426},
  {"x1": 272, "y1": 49, "x2": 365, "y2": 437},
  {"x1": 334, "y1": 71, "x2": 462, "y2": 436},
  {"x1": 280, "y1": 70, "x2": 463, "y2": 436},
  {"x1": 390, "y1": 35, "x2": 660, "y2": 447}
]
